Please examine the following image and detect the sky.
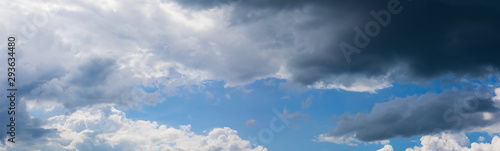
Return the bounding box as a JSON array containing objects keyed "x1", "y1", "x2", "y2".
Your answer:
[{"x1": 1, "y1": 0, "x2": 500, "y2": 150}]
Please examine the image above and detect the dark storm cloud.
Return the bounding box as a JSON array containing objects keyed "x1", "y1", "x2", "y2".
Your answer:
[
  {"x1": 174, "y1": 0, "x2": 500, "y2": 86},
  {"x1": 329, "y1": 89, "x2": 500, "y2": 142},
  {"x1": 287, "y1": 0, "x2": 500, "y2": 86}
]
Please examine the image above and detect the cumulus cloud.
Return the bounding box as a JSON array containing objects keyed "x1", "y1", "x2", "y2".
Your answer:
[
  {"x1": 377, "y1": 144, "x2": 394, "y2": 151},
  {"x1": 406, "y1": 133, "x2": 500, "y2": 151},
  {"x1": 0, "y1": 104, "x2": 266, "y2": 151},
  {"x1": 319, "y1": 89, "x2": 500, "y2": 142}
]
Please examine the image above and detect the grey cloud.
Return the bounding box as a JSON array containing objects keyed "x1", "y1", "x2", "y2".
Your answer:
[
  {"x1": 329, "y1": 89, "x2": 500, "y2": 142},
  {"x1": 70, "y1": 58, "x2": 116, "y2": 87}
]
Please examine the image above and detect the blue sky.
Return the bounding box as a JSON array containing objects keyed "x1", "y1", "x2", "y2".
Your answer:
[
  {"x1": 1, "y1": 0, "x2": 500, "y2": 150},
  {"x1": 122, "y1": 76, "x2": 500, "y2": 151}
]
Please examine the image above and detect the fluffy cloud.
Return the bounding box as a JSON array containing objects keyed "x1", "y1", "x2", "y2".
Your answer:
[
  {"x1": 319, "y1": 89, "x2": 500, "y2": 143},
  {"x1": 406, "y1": 133, "x2": 500, "y2": 151},
  {"x1": 0, "y1": 104, "x2": 266, "y2": 151},
  {"x1": 378, "y1": 145, "x2": 394, "y2": 151}
]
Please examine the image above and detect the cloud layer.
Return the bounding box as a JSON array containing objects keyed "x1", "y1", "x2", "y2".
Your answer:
[
  {"x1": 2, "y1": 0, "x2": 499, "y2": 113},
  {"x1": 1, "y1": 0, "x2": 500, "y2": 149}
]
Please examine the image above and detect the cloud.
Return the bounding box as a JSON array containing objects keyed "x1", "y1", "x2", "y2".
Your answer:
[
  {"x1": 4, "y1": 0, "x2": 499, "y2": 114},
  {"x1": 301, "y1": 96, "x2": 312, "y2": 109},
  {"x1": 173, "y1": 0, "x2": 500, "y2": 93},
  {"x1": 191, "y1": 0, "x2": 500, "y2": 89},
  {"x1": 282, "y1": 109, "x2": 308, "y2": 120},
  {"x1": 493, "y1": 87, "x2": 500, "y2": 107},
  {"x1": 285, "y1": 0, "x2": 500, "y2": 87},
  {"x1": 0, "y1": 104, "x2": 267, "y2": 151},
  {"x1": 319, "y1": 89, "x2": 500, "y2": 142},
  {"x1": 405, "y1": 133, "x2": 500, "y2": 151},
  {"x1": 478, "y1": 136, "x2": 486, "y2": 142},
  {"x1": 1, "y1": 0, "x2": 290, "y2": 111},
  {"x1": 377, "y1": 145, "x2": 393, "y2": 151},
  {"x1": 314, "y1": 133, "x2": 389, "y2": 146},
  {"x1": 246, "y1": 119, "x2": 257, "y2": 127}
]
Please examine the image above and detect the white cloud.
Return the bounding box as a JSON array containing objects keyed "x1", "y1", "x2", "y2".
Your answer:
[
  {"x1": 483, "y1": 112, "x2": 494, "y2": 120},
  {"x1": 493, "y1": 87, "x2": 500, "y2": 108},
  {"x1": 314, "y1": 133, "x2": 389, "y2": 146},
  {"x1": 405, "y1": 133, "x2": 500, "y2": 151},
  {"x1": 378, "y1": 145, "x2": 394, "y2": 151},
  {"x1": 310, "y1": 73, "x2": 393, "y2": 93},
  {"x1": 478, "y1": 136, "x2": 485, "y2": 142},
  {"x1": 0, "y1": 104, "x2": 266, "y2": 151}
]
